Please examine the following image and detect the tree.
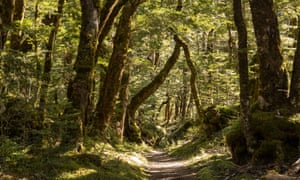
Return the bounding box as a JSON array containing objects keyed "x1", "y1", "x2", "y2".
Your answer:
[
  {"x1": 10, "y1": 0, "x2": 27, "y2": 51},
  {"x1": 96, "y1": 0, "x2": 145, "y2": 132},
  {"x1": 290, "y1": 15, "x2": 300, "y2": 108},
  {"x1": 233, "y1": 0, "x2": 254, "y2": 152},
  {"x1": 176, "y1": 36, "x2": 203, "y2": 121},
  {"x1": 0, "y1": 0, "x2": 15, "y2": 52},
  {"x1": 67, "y1": 0, "x2": 100, "y2": 143},
  {"x1": 125, "y1": 35, "x2": 182, "y2": 142},
  {"x1": 249, "y1": 0, "x2": 289, "y2": 110}
]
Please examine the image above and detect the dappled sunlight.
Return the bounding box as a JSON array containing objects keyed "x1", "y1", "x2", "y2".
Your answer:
[
  {"x1": 58, "y1": 168, "x2": 97, "y2": 179},
  {"x1": 126, "y1": 153, "x2": 147, "y2": 166},
  {"x1": 146, "y1": 150, "x2": 198, "y2": 179}
]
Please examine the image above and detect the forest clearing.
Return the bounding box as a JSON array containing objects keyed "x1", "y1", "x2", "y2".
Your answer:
[{"x1": 0, "y1": 0, "x2": 300, "y2": 179}]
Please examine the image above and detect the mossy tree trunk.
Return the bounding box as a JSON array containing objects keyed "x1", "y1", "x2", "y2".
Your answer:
[
  {"x1": 290, "y1": 15, "x2": 300, "y2": 108},
  {"x1": 124, "y1": 35, "x2": 182, "y2": 142},
  {"x1": 115, "y1": 68, "x2": 130, "y2": 142},
  {"x1": 0, "y1": 0, "x2": 15, "y2": 52},
  {"x1": 249, "y1": 0, "x2": 289, "y2": 110},
  {"x1": 67, "y1": 0, "x2": 100, "y2": 144},
  {"x1": 96, "y1": 0, "x2": 145, "y2": 132},
  {"x1": 10, "y1": 0, "x2": 26, "y2": 51},
  {"x1": 233, "y1": 0, "x2": 254, "y2": 153},
  {"x1": 96, "y1": 0, "x2": 127, "y2": 59}
]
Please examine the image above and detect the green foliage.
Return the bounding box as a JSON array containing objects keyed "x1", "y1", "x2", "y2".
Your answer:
[
  {"x1": 140, "y1": 121, "x2": 165, "y2": 147},
  {"x1": 252, "y1": 140, "x2": 284, "y2": 165},
  {"x1": 0, "y1": 137, "x2": 149, "y2": 179},
  {"x1": 0, "y1": 136, "x2": 26, "y2": 166},
  {"x1": 224, "y1": 118, "x2": 250, "y2": 165},
  {"x1": 0, "y1": 96, "x2": 40, "y2": 142},
  {"x1": 170, "y1": 136, "x2": 206, "y2": 159},
  {"x1": 198, "y1": 159, "x2": 236, "y2": 180},
  {"x1": 167, "y1": 120, "x2": 194, "y2": 144}
]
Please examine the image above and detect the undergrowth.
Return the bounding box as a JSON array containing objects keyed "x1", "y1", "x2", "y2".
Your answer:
[{"x1": 0, "y1": 136, "x2": 150, "y2": 179}]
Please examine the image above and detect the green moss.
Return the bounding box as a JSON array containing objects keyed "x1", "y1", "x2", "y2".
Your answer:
[
  {"x1": 140, "y1": 121, "x2": 164, "y2": 147},
  {"x1": 198, "y1": 167, "x2": 219, "y2": 180},
  {"x1": 225, "y1": 109, "x2": 300, "y2": 165},
  {"x1": 225, "y1": 120, "x2": 250, "y2": 164},
  {"x1": 252, "y1": 140, "x2": 284, "y2": 165},
  {"x1": 203, "y1": 106, "x2": 238, "y2": 137},
  {"x1": 170, "y1": 137, "x2": 204, "y2": 159},
  {"x1": 198, "y1": 159, "x2": 235, "y2": 180}
]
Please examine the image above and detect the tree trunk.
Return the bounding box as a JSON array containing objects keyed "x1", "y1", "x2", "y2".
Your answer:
[
  {"x1": 289, "y1": 15, "x2": 300, "y2": 108},
  {"x1": 176, "y1": 37, "x2": 203, "y2": 121},
  {"x1": 67, "y1": 0, "x2": 99, "y2": 143},
  {"x1": 115, "y1": 68, "x2": 130, "y2": 142},
  {"x1": 233, "y1": 0, "x2": 254, "y2": 153},
  {"x1": 96, "y1": 0, "x2": 126, "y2": 57},
  {"x1": 124, "y1": 35, "x2": 181, "y2": 142},
  {"x1": 180, "y1": 65, "x2": 188, "y2": 122},
  {"x1": 39, "y1": 0, "x2": 64, "y2": 123},
  {"x1": 0, "y1": 0, "x2": 15, "y2": 52},
  {"x1": 33, "y1": 1, "x2": 41, "y2": 108},
  {"x1": 249, "y1": 0, "x2": 288, "y2": 109},
  {"x1": 96, "y1": 0, "x2": 144, "y2": 132},
  {"x1": 10, "y1": 0, "x2": 26, "y2": 51}
]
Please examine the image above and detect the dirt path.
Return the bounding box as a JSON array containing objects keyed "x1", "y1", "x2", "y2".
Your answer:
[{"x1": 146, "y1": 150, "x2": 198, "y2": 180}]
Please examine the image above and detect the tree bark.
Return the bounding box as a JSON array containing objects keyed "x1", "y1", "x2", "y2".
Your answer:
[
  {"x1": 115, "y1": 68, "x2": 130, "y2": 142},
  {"x1": 0, "y1": 0, "x2": 15, "y2": 52},
  {"x1": 233, "y1": 0, "x2": 254, "y2": 153},
  {"x1": 249, "y1": 0, "x2": 288, "y2": 109},
  {"x1": 180, "y1": 65, "x2": 188, "y2": 122},
  {"x1": 67, "y1": 0, "x2": 100, "y2": 143},
  {"x1": 96, "y1": 0, "x2": 144, "y2": 132},
  {"x1": 96, "y1": 0, "x2": 126, "y2": 53},
  {"x1": 289, "y1": 15, "x2": 300, "y2": 108}
]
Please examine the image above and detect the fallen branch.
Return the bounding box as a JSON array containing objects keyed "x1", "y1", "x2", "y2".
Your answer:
[{"x1": 288, "y1": 158, "x2": 300, "y2": 175}]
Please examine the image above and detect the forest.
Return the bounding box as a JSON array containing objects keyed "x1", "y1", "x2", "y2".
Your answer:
[{"x1": 0, "y1": 0, "x2": 300, "y2": 179}]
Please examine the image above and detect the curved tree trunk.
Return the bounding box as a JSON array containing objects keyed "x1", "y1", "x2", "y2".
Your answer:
[
  {"x1": 124, "y1": 35, "x2": 182, "y2": 142},
  {"x1": 249, "y1": 0, "x2": 288, "y2": 109},
  {"x1": 96, "y1": 0, "x2": 145, "y2": 132}
]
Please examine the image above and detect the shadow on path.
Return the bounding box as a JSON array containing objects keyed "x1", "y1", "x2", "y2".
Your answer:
[{"x1": 146, "y1": 150, "x2": 198, "y2": 180}]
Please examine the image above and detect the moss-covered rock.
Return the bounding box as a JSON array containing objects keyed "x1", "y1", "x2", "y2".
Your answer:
[
  {"x1": 198, "y1": 159, "x2": 236, "y2": 180},
  {"x1": 252, "y1": 140, "x2": 284, "y2": 165},
  {"x1": 203, "y1": 106, "x2": 237, "y2": 137},
  {"x1": 225, "y1": 110, "x2": 300, "y2": 165}
]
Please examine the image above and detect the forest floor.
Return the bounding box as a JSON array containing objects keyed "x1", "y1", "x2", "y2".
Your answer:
[{"x1": 146, "y1": 150, "x2": 198, "y2": 180}]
